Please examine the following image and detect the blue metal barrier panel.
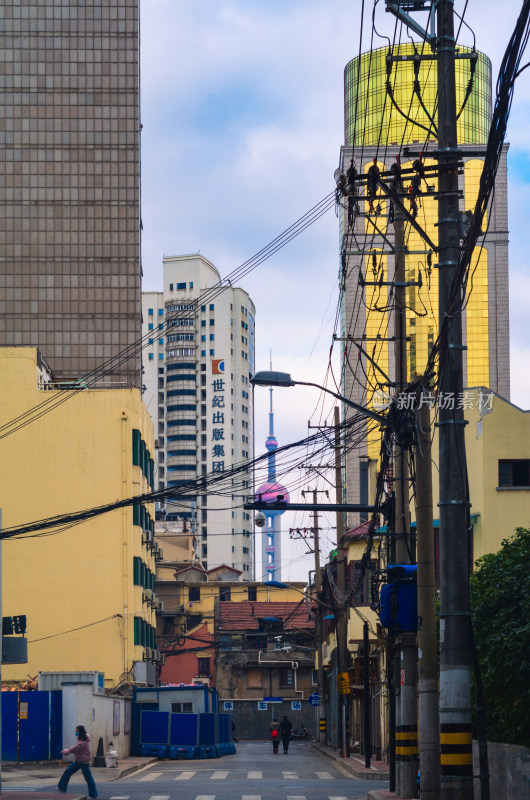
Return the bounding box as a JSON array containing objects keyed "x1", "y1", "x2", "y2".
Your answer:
[
  {"x1": 1, "y1": 692, "x2": 18, "y2": 761},
  {"x1": 199, "y1": 713, "x2": 216, "y2": 746},
  {"x1": 170, "y1": 713, "x2": 199, "y2": 746},
  {"x1": 141, "y1": 710, "x2": 170, "y2": 744}
]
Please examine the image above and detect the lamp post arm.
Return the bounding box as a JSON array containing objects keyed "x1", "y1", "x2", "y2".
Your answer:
[{"x1": 292, "y1": 380, "x2": 388, "y2": 426}]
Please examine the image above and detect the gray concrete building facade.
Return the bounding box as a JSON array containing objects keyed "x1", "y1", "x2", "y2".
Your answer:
[{"x1": 0, "y1": 0, "x2": 141, "y2": 386}]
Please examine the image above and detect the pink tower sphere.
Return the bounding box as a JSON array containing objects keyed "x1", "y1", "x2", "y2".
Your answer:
[{"x1": 255, "y1": 481, "x2": 290, "y2": 517}]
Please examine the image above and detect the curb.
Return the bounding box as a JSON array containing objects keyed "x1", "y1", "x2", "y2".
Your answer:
[
  {"x1": 311, "y1": 743, "x2": 390, "y2": 782},
  {"x1": 110, "y1": 757, "x2": 160, "y2": 781}
]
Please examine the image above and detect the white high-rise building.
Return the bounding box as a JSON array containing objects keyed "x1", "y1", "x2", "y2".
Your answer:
[{"x1": 142, "y1": 254, "x2": 255, "y2": 576}]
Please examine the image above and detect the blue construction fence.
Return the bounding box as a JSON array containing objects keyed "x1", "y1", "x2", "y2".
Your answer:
[
  {"x1": 138, "y1": 711, "x2": 235, "y2": 759},
  {"x1": 1, "y1": 691, "x2": 62, "y2": 762}
]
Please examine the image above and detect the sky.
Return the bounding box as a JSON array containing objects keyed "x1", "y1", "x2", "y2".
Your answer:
[{"x1": 139, "y1": 1, "x2": 530, "y2": 582}]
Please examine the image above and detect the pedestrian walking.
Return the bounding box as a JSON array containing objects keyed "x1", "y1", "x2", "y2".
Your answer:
[
  {"x1": 57, "y1": 725, "x2": 98, "y2": 798},
  {"x1": 270, "y1": 718, "x2": 281, "y2": 754},
  {"x1": 280, "y1": 714, "x2": 293, "y2": 754}
]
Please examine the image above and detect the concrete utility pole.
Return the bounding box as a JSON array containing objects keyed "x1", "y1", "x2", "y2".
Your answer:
[
  {"x1": 334, "y1": 406, "x2": 350, "y2": 758},
  {"x1": 415, "y1": 402, "x2": 440, "y2": 800},
  {"x1": 305, "y1": 488, "x2": 328, "y2": 745},
  {"x1": 392, "y1": 211, "x2": 417, "y2": 800},
  {"x1": 436, "y1": 1, "x2": 473, "y2": 796}
]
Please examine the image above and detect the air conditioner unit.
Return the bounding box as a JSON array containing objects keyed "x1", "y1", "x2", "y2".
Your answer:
[
  {"x1": 159, "y1": 654, "x2": 165, "y2": 666},
  {"x1": 143, "y1": 530, "x2": 153, "y2": 545},
  {"x1": 157, "y1": 601, "x2": 164, "y2": 612},
  {"x1": 143, "y1": 589, "x2": 154, "y2": 603},
  {"x1": 143, "y1": 648, "x2": 152, "y2": 661},
  {"x1": 153, "y1": 651, "x2": 161, "y2": 663},
  {"x1": 179, "y1": 604, "x2": 185, "y2": 612}
]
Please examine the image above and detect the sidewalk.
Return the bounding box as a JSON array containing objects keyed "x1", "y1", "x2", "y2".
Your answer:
[
  {"x1": 1, "y1": 756, "x2": 158, "y2": 799},
  {"x1": 311, "y1": 743, "x2": 391, "y2": 781}
]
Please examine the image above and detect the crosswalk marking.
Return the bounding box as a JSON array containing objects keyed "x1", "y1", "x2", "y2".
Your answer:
[
  {"x1": 242, "y1": 795, "x2": 261, "y2": 800},
  {"x1": 286, "y1": 796, "x2": 307, "y2": 800},
  {"x1": 175, "y1": 771, "x2": 196, "y2": 780},
  {"x1": 195, "y1": 796, "x2": 216, "y2": 800},
  {"x1": 316, "y1": 771, "x2": 334, "y2": 779},
  {"x1": 109, "y1": 796, "x2": 130, "y2": 799},
  {"x1": 149, "y1": 796, "x2": 170, "y2": 800},
  {"x1": 329, "y1": 796, "x2": 349, "y2": 800},
  {"x1": 283, "y1": 771, "x2": 299, "y2": 779},
  {"x1": 210, "y1": 770, "x2": 229, "y2": 779},
  {"x1": 139, "y1": 772, "x2": 163, "y2": 781},
  {"x1": 247, "y1": 771, "x2": 262, "y2": 779}
]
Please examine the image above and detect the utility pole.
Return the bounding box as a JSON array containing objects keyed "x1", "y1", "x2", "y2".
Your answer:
[
  {"x1": 415, "y1": 401, "x2": 440, "y2": 800},
  {"x1": 334, "y1": 406, "x2": 350, "y2": 759},
  {"x1": 301, "y1": 487, "x2": 329, "y2": 745},
  {"x1": 392, "y1": 208, "x2": 417, "y2": 800},
  {"x1": 437, "y1": 1, "x2": 474, "y2": 796}
]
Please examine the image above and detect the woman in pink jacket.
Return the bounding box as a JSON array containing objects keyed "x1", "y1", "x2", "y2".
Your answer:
[{"x1": 57, "y1": 725, "x2": 98, "y2": 798}]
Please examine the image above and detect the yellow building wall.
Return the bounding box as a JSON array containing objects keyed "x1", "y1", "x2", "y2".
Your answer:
[
  {"x1": 0, "y1": 348, "x2": 155, "y2": 687},
  {"x1": 427, "y1": 389, "x2": 530, "y2": 561}
]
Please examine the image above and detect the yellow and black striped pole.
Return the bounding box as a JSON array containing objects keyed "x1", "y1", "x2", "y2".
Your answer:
[
  {"x1": 319, "y1": 717, "x2": 327, "y2": 735},
  {"x1": 395, "y1": 723, "x2": 418, "y2": 763},
  {"x1": 440, "y1": 723, "x2": 473, "y2": 776}
]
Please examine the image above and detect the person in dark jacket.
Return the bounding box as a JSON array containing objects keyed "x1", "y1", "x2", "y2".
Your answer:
[
  {"x1": 280, "y1": 715, "x2": 293, "y2": 754},
  {"x1": 57, "y1": 725, "x2": 98, "y2": 798}
]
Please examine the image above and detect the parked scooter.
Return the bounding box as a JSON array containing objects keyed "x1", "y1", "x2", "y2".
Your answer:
[{"x1": 290, "y1": 725, "x2": 313, "y2": 740}]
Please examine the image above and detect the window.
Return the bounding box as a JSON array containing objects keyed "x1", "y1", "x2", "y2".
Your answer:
[
  {"x1": 209, "y1": 319, "x2": 215, "y2": 326},
  {"x1": 159, "y1": 338, "x2": 164, "y2": 345},
  {"x1": 209, "y1": 304, "x2": 214, "y2": 310},
  {"x1": 169, "y1": 283, "x2": 173, "y2": 291},
  {"x1": 279, "y1": 668, "x2": 294, "y2": 687},
  {"x1": 148, "y1": 338, "x2": 153, "y2": 345},
  {"x1": 247, "y1": 668, "x2": 263, "y2": 688},
  {"x1": 177, "y1": 282, "x2": 186, "y2": 290},
  {"x1": 349, "y1": 560, "x2": 376, "y2": 605},
  {"x1": 171, "y1": 702, "x2": 194, "y2": 713},
  {"x1": 159, "y1": 353, "x2": 164, "y2": 360},
  {"x1": 189, "y1": 586, "x2": 201, "y2": 602},
  {"x1": 148, "y1": 353, "x2": 154, "y2": 360},
  {"x1": 148, "y1": 323, "x2": 154, "y2": 330},
  {"x1": 148, "y1": 308, "x2": 153, "y2": 315},
  {"x1": 219, "y1": 587, "x2": 231, "y2": 602},
  {"x1": 247, "y1": 587, "x2": 257, "y2": 601},
  {"x1": 209, "y1": 334, "x2": 215, "y2": 341},
  {"x1": 499, "y1": 460, "x2": 530, "y2": 487},
  {"x1": 197, "y1": 657, "x2": 210, "y2": 676},
  {"x1": 158, "y1": 309, "x2": 164, "y2": 316}
]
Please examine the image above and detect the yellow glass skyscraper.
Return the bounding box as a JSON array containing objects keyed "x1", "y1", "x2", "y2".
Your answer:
[{"x1": 339, "y1": 45, "x2": 509, "y2": 516}]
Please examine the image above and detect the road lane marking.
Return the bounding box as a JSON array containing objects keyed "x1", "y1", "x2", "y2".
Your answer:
[
  {"x1": 210, "y1": 770, "x2": 229, "y2": 779},
  {"x1": 316, "y1": 771, "x2": 334, "y2": 779},
  {"x1": 247, "y1": 771, "x2": 262, "y2": 779},
  {"x1": 138, "y1": 772, "x2": 163, "y2": 781},
  {"x1": 175, "y1": 771, "x2": 196, "y2": 780}
]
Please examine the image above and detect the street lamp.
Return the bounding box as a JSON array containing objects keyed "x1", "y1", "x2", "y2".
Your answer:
[{"x1": 250, "y1": 370, "x2": 388, "y2": 426}]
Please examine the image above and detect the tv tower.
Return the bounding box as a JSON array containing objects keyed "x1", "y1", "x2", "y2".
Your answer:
[{"x1": 255, "y1": 365, "x2": 289, "y2": 581}]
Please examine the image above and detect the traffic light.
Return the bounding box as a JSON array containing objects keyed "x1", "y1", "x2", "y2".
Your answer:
[
  {"x1": 2, "y1": 615, "x2": 27, "y2": 635},
  {"x1": 13, "y1": 615, "x2": 27, "y2": 635},
  {"x1": 380, "y1": 564, "x2": 418, "y2": 632},
  {"x1": 2, "y1": 617, "x2": 14, "y2": 635}
]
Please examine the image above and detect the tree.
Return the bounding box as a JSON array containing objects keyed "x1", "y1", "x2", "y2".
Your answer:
[{"x1": 469, "y1": 527, "x2": 530, "y2": 746}]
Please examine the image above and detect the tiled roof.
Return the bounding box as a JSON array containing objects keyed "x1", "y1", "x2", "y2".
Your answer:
[
  {"x1": 343, "y1": 521, "x2": 371, "y2": 541},
  {"x1": 219, "y1": 601, "x2": 314, "y2": 631}
]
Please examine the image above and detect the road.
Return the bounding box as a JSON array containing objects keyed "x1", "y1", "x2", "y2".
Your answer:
[{"x1": 95, "y1": 743, "x2": 387, "y2": 800}]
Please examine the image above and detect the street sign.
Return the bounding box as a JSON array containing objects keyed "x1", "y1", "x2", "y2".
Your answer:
[
  {"x1": 291, "y1": 701, "x2": 301, "y2": 711},
  {"x1": 257, "y1": 701, "x2": 268, "y2": 711},
  {"x1": 308, "y1": 692, "x2": 320, "y2": 707},
  {"x1": 338, "y1": 672, "x2": 350, "y2": 695},
  {"x1": 263, "y1": 696, "x2": 282, "y2": 703},
  {"x1": 223, "y1": 701, "x2": 234, "y2": 711}
]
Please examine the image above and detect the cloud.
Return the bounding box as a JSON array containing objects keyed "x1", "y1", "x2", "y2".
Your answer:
[{"x1": 139, "y1": 0, "x2": 530, "y2": 578}]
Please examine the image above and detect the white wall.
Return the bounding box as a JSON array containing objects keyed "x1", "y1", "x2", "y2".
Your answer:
[{"x1": 62, "y1": 684, "x2": 132, "y2": 760}]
